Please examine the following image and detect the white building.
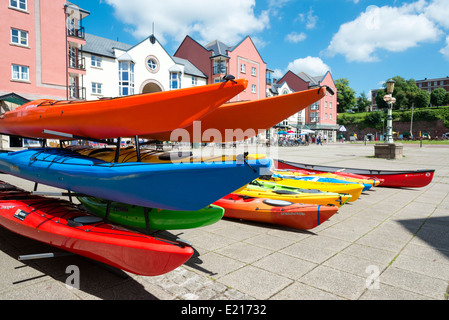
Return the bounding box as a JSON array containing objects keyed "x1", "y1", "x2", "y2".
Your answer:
[
  {"x1": 82, "y1": 34, "x2": 207, "y2": 100},
  {"x1": 267, "y1": 81, "x2": 305, "y2": 129}
]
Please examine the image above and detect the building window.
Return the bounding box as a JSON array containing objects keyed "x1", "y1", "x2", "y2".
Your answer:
[
  {"x1": 145, "y1": 55, "x2": 159, "y2": 73},
  {"x1": 192, "y1": 76, "x2": 198, "y2": 86},
  {"x1": 214, "y1": 77, "x2": 222, "y2": 83},
  {"x1": 310, "y1": 112, "x2": 319, "y2": 123},
  {"x1": 147, "y1": 59, "x2": 157, "y2": 70},
  {"x1": 92, "y1": 82, "x2": 102, "y2": 95},
  {"x1": 118, "y1": 61, "x2": 134, "y2": 96},
  {"x1": 10, "y1": 0, "x2": 26, "y2": 11},
  {"x1": 170, "y1": 72, "x2": 181, "y2": 90},
  {"x1": 240, "y1": 63, "x2": 246, "y2": 73},
  {"x1": 11, "y1": 64, "x2": 29, "y2": 81},
  {"x1": 251, "y1": 67, "x2": 256, "y2": 76},
  {"x1": 11, "y1": 28, "x2": 28, "y2": 46},
  {"x1": 311, "y1": 102, "x2": 319, "y2": 110},
  {"x1": 213, "y1": 60, "x2": 227, "y2": 74},
  {"x1": 68, "y1": 75, "x2": 85, "y2": 99},
  {"x1": 251, "y1": 84, "x2": 256, "y2": 93},
  {"x1": 91, "y1": 55, "x2": 102, "y2": 67}
]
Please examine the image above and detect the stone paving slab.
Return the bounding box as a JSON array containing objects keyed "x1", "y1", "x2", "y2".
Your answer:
[{"x1": 0, "y1": 143, "x2": 448, "y2": 300}]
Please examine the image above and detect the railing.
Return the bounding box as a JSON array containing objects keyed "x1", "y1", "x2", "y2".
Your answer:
[
  {"x1": 213, "y1": 65, "x2": 227, "y2": 75},
  {"x1": 68, "y1": 86, "x2": 86, "y2": 100},
  {"x1": 68, "y1": 56, "x2": 85, "y2": 70},
  {"x1": 68, "y1": 26, "x2": 85, "y2": 39}
]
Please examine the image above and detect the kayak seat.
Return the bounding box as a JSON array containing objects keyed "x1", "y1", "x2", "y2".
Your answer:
[
  {"x1": 67, "y1": 215, "x2": 104, "y2": 227},
  {"x1": 262, "y1": 199, "x2": 294, "y2": 207},
  {"x1": 272, "y1": 190, "x2": 298, "y2": 195},
  {"x1": 158, "y1": 151, "x2": 193, "y2": 161}
]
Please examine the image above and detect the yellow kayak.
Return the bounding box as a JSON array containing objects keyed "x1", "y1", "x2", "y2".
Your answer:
[
  {"x1": 258, "y1": 176, "x2": 363, "y2": 202},
  {"x1": 233, "y1": 183, "x2": 351, "y2": 207},
  {"x1": 272, "y1": 170, "x2": 381, "y2": 187},
  {"x1": 74, "y1": 146, "x2": 266, "y2": 163}
]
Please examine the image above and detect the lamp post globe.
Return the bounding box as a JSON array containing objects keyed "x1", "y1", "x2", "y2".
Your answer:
[{"x1": 385, "y1": 79, "x2": 396, "y2": 144}]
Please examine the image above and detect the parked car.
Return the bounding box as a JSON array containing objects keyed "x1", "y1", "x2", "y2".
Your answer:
[{"x1": 442, "y1": 132, "x2": 449, "y2": 139}]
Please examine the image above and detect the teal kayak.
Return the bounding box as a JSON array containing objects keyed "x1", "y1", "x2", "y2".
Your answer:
[{"x1": 78, "y1": 196, "x2": 224, "y2": 230}]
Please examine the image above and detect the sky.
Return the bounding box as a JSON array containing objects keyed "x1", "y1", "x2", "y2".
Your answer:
[{"x1": 72, "y1": 0, "x2": 449, "y2": 97}]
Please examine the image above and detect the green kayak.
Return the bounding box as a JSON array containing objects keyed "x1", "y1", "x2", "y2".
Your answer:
[{"x1": 77, "y1": 196, "x2": 224, "y2": 230}]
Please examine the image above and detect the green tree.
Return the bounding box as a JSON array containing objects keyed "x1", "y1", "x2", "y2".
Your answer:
[
  {"x1": 415, "y1": 90, "x2": 430, "y2": 108},
  {"x1": 375, "y1": 88, "x2": 388, "y2": 109},
  {"x1": 335, "y1": 78, "x2": 356, "y2": 113},
  {"x1": 375, "y1": 76, "x2": 419, "y2": 110},
  {"x1": 356, "y1": 92, "x2": 371, "y2": 112},
  {"x1": 430, "y1": 88, "x2": 447, "y2": 106}
]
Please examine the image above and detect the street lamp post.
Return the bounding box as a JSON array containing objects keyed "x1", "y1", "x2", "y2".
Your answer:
[{"x1": 383, "y1": 79, "x2": 396, "y2": 143}]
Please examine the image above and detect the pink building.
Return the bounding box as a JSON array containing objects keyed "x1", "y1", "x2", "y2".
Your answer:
[
  {"x1": 0, "y1": 0, "x2": 89, "y2": 102},
  {"x1": 174, "y1": 35, "x2": 267, "y2": 102},
  {"x1": 277, "y1": 70, "x2": 339, "y2": 141}
]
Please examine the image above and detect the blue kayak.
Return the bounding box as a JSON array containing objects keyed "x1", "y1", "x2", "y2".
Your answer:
[
  {"x1": 272, "y1": 173, "x2": 372, "y2": 191},
  {"x1": 0, "y1": 148, "x2": 272, "y2": 211}
]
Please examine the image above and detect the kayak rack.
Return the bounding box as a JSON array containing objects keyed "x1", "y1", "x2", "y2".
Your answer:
[
  {"x1": 18, "y1": 252, "x2": 73, "y2": 261},
  {"x1": 42, "y1": 129, "x2": 143, "y2": 163}
]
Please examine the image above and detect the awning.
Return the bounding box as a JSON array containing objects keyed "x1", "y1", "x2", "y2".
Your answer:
[{"x1": 0, "y1": 93, "x2": 29, "y2": 105}]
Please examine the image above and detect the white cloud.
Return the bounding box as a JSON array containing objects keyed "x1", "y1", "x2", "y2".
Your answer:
[
  {"x1": 103, "y1": 0, "x2": 269, "y2": 45},
  {"x1": 324, "y1": 2, "x2": 442, "y2": 62},
  {"x1": 424, "y1": 0, "x2": 449, "y2": 29},
  {"x1": 287, "y1": 56, "x2": 331, "y2": 77},
  {"x1": 440, "y1": 36, "x2": 449, "y2": 60},
  {"x1": 297, "y1": 8, "x2": 318, "y2": 30},
  {"x1": 272, "y1": 69, "x2": 284, "y2": 79},
  {"x1": 285, "y1": 32, "x2": 306, "y2": 43}
]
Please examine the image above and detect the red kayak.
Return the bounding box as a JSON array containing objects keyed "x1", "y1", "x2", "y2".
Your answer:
[
  {"x1": 274, "y1": 159, "x2": 434, "y2": 188},
  {"x1": 0, "y1": 182, "x2": 193, "y2": 276},
  {"x1": 213, "y1": 193, "x2": 338, "y2": 230}
]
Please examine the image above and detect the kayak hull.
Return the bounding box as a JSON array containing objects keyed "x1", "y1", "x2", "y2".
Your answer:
[
  {"x1": 78, "y1": 196, "x2": 224, "y2": 230},
  {"x1": 257, "y1": 176, "x2": 363, "y2": 202},
  {"x1": 274, "y1": 159, "x2": 434, "y2": 188},
  {"x1": 214, "y1": 194, "x2": 338, "y2": 230},
  {"x1": 144, "y1": 86, "x2": 329, "y2": 142},
  {"x1": 0, "y1": 182, "x2": 193, "y2": 276},
  {"x1": 233, "y1": 184, "x2": 351, "y2": 207},
  {"x1": 0, "y1": 148, "x2": 272, "y2": 211},
  {"x1": 0, "y1": 79, "x2": 247, "y2": 140}
]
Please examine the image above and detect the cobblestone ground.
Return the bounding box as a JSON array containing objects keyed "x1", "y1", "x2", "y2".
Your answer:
[{"x1": 0, "y1": 142, "x2": 448, "y2": 300}]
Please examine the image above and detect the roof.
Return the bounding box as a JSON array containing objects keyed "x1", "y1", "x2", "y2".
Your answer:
[
  {"x1": 205, "y1": 40, "x2": 231, "y2": 58},
  {"x1": 0, "y1": 92, "x2": 29, "y2": 105},
  {"x1": 116, "y1": 52, "x2": 135, "y2": 63},
  {"x1": 297, "y1": 72, "x2": 323, "y2": 86},
  {"x1": 83, "y1": 33, "x2": 132, "y2": 58},
  {"x1": 172, "y1": 57, "x2": 206, "y2": 78},
  {"x1": 83, "y1": 33, "x2": 206, "y2": 78}
]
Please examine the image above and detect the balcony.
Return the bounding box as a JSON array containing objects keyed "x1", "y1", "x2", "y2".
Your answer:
[
  {"x1": 68, "y1": 55, "x2": 85, "y2": 71},
  {"x1": 213, "y1": 65, "x2": 227, "y2": 75},
  {"x1": 68, "y1": 26, "x2": 85, "y2": 39},
  {"x1": 68, "y1": 85, "x2": 86, "y2": 100}
]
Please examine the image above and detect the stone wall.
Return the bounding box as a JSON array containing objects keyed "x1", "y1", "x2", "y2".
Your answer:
[{"x1": 341, "y1": 120, "x2": 449, "y2": 140}]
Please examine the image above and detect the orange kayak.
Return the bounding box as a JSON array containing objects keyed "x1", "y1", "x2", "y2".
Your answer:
[
  {"x1": 214, "y1": 193, "x2": 338, "y2": 230},
  {"x1": 144, "y1": 86, "x2": 331, "y2": 142},
  {"x1": 0, "y1": 79, "x2": 247, "y2": 140}
]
